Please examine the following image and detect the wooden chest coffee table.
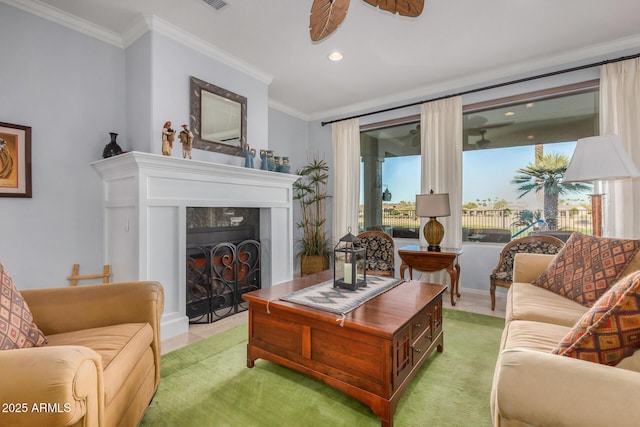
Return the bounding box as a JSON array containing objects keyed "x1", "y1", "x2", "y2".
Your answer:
[{"x1": 242, "y1": 270, "x2": 446, "y2": 427}]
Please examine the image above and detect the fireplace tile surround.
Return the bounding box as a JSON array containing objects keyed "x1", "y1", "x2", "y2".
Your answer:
[{"x1": 92, "y1": 152, "x2": 299, "y2": 339}]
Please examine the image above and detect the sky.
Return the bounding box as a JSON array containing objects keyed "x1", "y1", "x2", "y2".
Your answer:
[{"x1": 362, "y1": 141, "x2": 590, "y2": 210}]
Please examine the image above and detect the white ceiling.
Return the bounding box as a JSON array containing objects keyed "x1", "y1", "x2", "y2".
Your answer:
[{"x1": 12, "y1": 0, "x2": 640, "y2": 121}]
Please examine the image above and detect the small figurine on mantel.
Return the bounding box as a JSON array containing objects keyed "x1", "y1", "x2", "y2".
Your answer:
[
  {"x1": 162, "y1": 121, "x2": 175, "y2": 156},
  {"x1": 179, "y1": 124, "x2": 194, "y2": 159},
  {"x1": 243, "y1": 143, "x2": 255, "y2": 168}
]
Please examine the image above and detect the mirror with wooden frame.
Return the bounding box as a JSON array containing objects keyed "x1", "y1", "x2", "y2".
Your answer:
[{"x1": 190, "y1": 76, "x2": 247, "y2": 156}]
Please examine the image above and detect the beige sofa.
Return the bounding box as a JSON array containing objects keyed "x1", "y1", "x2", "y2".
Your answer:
[
  {"x1": 491, "y1": 253, "x2": 640, "y2": 427},
  {"x1": 0, "y1": 281, "x2": 164, "y2": 427}
]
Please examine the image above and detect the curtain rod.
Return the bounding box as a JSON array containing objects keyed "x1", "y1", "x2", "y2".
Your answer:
[{"x1": 321, "y1": 52, "x2": 640, "y2": 127}]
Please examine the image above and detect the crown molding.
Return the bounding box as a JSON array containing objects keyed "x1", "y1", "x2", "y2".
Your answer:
[
  {"x1": 141, "y1": 15, "x2": 273, "y2": 86},
  {"x1": 7, "y1": 0, "x2": 638, "y2": 123},
  {"x1": 309, "y1": 33, "x2": 640, "y2": 122},
  {"x1": 268, "y1": 100, "x2": 310, "y2": 122},
  {"x1": 1, "y1": 0, "x2": 123, "y2": 47},
  {"x1": 120, "y1": 14, "x2": 149, "y2": 49},
  {"x1": 1, "y1": 1, "x2": 273, "y2": 86}
]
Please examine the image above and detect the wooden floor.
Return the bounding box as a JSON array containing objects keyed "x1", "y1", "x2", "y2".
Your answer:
[{"x1": 161, "y1": 286, "x2": 507, "y2": 355}]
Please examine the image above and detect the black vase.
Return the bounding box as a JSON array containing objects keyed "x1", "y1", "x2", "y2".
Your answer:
[{"x1": 103, "y1": 132, "x2": 123, "y2": 158}]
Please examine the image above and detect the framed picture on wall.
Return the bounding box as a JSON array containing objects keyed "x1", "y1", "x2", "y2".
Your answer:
[{"x1": 0, "y1": 122, "x2": 32, "y2": 198}]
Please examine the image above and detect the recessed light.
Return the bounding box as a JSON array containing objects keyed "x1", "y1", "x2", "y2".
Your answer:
[
  {"x1": 527, "y1": 135, "x2": 535, "y2": 140},
  {"x1": 505, "y1": 111, "x2": 515, "y2": 116},
  {"x1": 526, "y1": 103, "x2": 535, "y2": 108},
  {"x1": 328, "y1": 51, "x2": 343, "y2": 61}
]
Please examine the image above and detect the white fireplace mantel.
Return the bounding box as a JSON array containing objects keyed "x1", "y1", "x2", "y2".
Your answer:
[{"x1": 92, "y1": 151, "x2": 299, "y2": 339}]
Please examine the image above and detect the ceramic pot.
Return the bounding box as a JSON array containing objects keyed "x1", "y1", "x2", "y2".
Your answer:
[{"x1": 103, "y1": 132, "x2": 123, "y2": 158}]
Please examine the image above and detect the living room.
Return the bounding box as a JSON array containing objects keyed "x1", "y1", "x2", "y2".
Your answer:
[{"x1": 2, "y1": 1, "x2": 640, "y2": 426}]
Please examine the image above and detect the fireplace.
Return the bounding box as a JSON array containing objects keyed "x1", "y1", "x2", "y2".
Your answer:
[
  {"x1": 92, "y1": 152, "x2": 299, "y2": 339},
  {"x1": 186, "y1": 207, "x2": 261, "y2": 323}
]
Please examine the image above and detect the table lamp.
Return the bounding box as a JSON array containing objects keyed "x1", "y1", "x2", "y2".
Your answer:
[
  {"x1": 563, "y1": 135, "x2": 639, "y2": 236},
  {"x1": 416, "y1": 190, "x2": 451, "y2": 251}
]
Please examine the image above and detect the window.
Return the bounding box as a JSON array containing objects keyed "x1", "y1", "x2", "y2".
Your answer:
[
  {"x1": 359, "y1": 81, "x2": 599, "y2": 241},
  {"x1": 462, "y1": 82, "x2": 599, "y2": 241},
  {"x1": 360, "y1": 120, "x2": 421, "y2": 238}
]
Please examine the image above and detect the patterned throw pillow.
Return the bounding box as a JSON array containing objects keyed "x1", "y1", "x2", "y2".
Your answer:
[
  {"x1": 532, "y1": 232, "x2": 640, "y2": 307},
  {"x1": 0, "y1": 262, "x2": 47, "y2": 350},
  {"x1": 552, "y1": 271, "x2": 640, "y2": 365}
]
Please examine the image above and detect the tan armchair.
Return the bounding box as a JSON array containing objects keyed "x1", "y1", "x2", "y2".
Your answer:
[
  {"x1": 0, "y1": 281, "x2": 164, "y2": 427},
  {"x1": 489, "y1": 235, "x2": 564, "y2": 310},
  {"x1": 357, "y1": 230, "x2": 395, "y2": 277}
]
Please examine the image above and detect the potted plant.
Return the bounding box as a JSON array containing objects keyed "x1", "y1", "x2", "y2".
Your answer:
[{"x1": 293, "y1": 154, "x2": 331, "y2": 275}]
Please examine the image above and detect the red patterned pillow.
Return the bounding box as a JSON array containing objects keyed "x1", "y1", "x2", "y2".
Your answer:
[
  {"x1": 552, "y1": 271, "x2": 640, "y2": 365},
  {"x1": 0, "y1": 262, "x2": 47, "y2": 350},
  {"x1": 532, "y1": 232, "x2": 640, "y2": 307}
]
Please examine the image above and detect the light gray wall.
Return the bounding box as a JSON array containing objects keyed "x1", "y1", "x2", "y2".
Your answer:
[
  {"x1": 148, "y1": 32, "x2": 270, "y2": 164},
  {"x1": 125, "y1": 31, "x2": 153, "y2": 153},
  {"x1": 268, "y1": 107, "x2": 309, "y2": 174},
  {"x1": 0, "y1": 3, "x2": 126, "y2": 289},
  {"x1": 0, "y1": 3, "x2": 272, "y2": 289}
]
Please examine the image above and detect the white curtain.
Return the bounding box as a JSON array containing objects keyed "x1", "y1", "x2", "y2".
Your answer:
[
  {"x1": 600, "y1": 57, "x2": 640, "y2": 238},
  {"x1": 332, "y1": 118, "x2": 361, "y2": 242},
  {"x1": 420, "y1": 96, "x2": 463, "y2": 248}
]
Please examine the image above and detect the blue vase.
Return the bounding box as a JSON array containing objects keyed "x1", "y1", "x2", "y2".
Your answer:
[
  {"x1": 280, "y1": 156, "x2": 291, "y2": 173},
  {"x1": 266, "y1": 150, "x2": 275, "y2": 171},
  {"x1": 260, "y1": 150, "x2": 268, "y2": 170},
  {"x1": 243, "y1": 144, "x2": 254, "y2": 168}
]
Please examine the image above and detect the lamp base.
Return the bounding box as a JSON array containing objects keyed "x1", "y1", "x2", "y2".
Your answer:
[
  {"x1": 590, "y1": 193, "x2": 603, "y2": 237},
  {"x1": 423, "y1": 217, "x2": 445, "y2": 252}
]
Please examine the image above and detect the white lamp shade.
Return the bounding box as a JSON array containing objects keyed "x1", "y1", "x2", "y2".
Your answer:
[
  {"x1": 563, "y1": 135, "x2": 640, "y2": 182},
  {"x1": 416, "y1": 193, "x2": 451, "y2": 218}
]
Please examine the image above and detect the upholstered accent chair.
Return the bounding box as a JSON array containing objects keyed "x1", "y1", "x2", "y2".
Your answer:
[
  {"x1": 0, "y1": 270, "x2": 164, "y2": 427},
  {"x1": 357, "y1": 231, "x2": 395, "y2": 277},
  {"x1": 490, "y1": 235, "x2": 564, "y2": 310}
]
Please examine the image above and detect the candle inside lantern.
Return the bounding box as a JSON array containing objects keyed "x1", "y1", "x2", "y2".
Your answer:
[{"x1": 344, "y1": 262, "x2": 356, "y2": 284}]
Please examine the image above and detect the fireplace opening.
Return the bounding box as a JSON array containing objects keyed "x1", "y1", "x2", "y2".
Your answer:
[{"x1": 186, "y1": 207, "x2": 260, "y2": 323}]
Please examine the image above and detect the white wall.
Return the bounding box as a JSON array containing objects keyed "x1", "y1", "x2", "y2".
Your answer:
[
  {"x1": 268, "y1": 106, "x2": 312, "y2": 273},
  {"x1": 0, "y1": 3, "x2": 125, "y2": 289}
]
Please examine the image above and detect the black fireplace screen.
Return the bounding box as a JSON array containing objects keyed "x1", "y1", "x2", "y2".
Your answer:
[{"x1": 186, "y1": 239, "x2": 260, "y2": 323}]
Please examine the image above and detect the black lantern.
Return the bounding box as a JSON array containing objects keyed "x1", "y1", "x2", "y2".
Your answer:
[
  {"x1": 333, "y1": 228, "x2": 367, "y2": 291},
  {"x1": 382, "y1": 186, "x2": 392, "y2": 201}
]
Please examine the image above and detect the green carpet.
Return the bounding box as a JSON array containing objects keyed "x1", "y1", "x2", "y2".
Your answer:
[{"x1": 140, "y1": 309, "x2": 504, "y2": 427}]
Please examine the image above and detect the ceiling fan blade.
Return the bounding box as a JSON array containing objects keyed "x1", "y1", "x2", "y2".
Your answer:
[
  {"x1": 310, "y1": 0, "x2": 351, "y2": 42},
  {"x1": 362, "y1": 0, "x2": 424, "y2": 17}
]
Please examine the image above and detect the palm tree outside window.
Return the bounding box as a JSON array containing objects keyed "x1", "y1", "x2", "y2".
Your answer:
[{"x1": 511, "y1": 153, "x2": 592, "y2": 230}]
